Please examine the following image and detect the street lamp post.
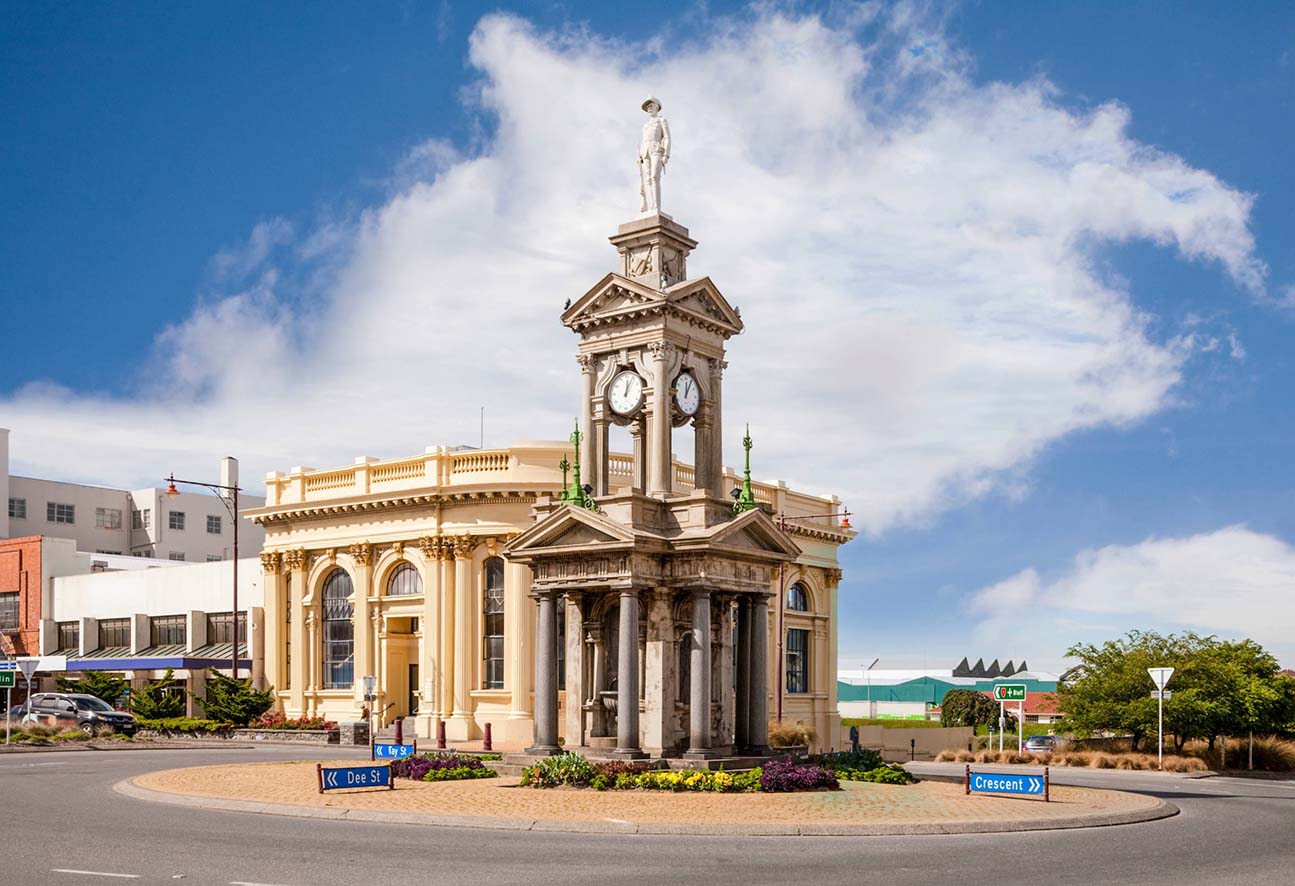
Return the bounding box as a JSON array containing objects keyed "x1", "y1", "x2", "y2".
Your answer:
[
  {"x1": 864, "y1": 657, "x2": 879, "y2": 719},
  {"x1": 165, "y1": 460, "x2": 241, "y2": 679}
]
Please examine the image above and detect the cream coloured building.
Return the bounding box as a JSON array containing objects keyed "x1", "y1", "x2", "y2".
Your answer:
[{"x1": 248, "y1": 170, "x2": 855, "y2": 755}]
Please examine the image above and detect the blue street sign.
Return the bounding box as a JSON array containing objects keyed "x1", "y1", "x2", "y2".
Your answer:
[
  {"x1": 319, "y1": 764, "x2": 392, "y2": 792},
  {"x1": 374, "y1": 742, "x2": 414, "y2": 759},
  {"x1": 968, "y1": 771, "x2": 1045, "y2": 797}
]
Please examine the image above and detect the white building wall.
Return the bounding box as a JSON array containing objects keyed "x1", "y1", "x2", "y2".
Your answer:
[
  {"x1": 50, "y1": 557, "x2": 264, "y2": 622},
  {"x1": 7, "y1": 476, "x2": 132, "y2": 553},
  {"x1": 134, "y1": 487, "x2": 265, "y2": 563}
]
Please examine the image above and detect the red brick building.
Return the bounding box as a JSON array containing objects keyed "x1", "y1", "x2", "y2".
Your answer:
[{"x1": 0, "y1": 535, "x2": 43, "y2": 660}]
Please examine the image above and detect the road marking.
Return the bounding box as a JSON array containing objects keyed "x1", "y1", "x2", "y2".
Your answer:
[
  {"x1": 230, "y1": 881, "x2": 294, "y2": 886},
  {"x1": 51, "y1": 870, "x2": 141, "y2": 879},
  {"x1": 0, "y1": 761, "x2": 68, "y2": 768}
]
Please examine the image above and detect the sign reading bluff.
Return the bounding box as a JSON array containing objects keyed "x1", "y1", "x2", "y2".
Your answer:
[
  {"x1": 317, "y1": 764, "x2": 393, "y2": 794},
  {"x1": 992, "y1": 684, "x2": 1026, "y2": 702}
]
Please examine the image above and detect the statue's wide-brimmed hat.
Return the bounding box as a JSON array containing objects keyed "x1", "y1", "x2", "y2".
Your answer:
[{"x1": 641, "y1": 95, "x2": 662, "y2": 112}]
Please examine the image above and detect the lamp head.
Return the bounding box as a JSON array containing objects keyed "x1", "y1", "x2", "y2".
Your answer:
[
  {"x1": 164, "y1": 475, "x2": 180, "y2": 497},
  {"x1": 730, "y1": 487, "x2": 741, "y2": 500}
]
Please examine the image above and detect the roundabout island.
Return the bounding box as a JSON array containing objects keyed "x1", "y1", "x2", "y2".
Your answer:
[{"x1": 121, "y1": 756, "x2": 1174, "y2": 836}]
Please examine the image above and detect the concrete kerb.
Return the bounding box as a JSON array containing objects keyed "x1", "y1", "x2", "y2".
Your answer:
[{"x1": 114, "y1": 776, "x2": 1179, "y2": 837}]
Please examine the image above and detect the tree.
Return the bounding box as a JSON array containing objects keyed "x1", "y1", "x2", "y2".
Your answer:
[
  {"x1": 129, "y1": 668, "x2": 186, "y2": 719},
  {"x1": 56, "y1": 671, "x2": 128, "y2": 706},
  {"x1": 1060, "y1": 631, "x2": 1290, "y2": 751},
  {"x1": 190, "y1": 672, "x2": 274, "y2": 726},
  {"x1": 940, "y1": 689, "x2": 1011, "y2": 731}
]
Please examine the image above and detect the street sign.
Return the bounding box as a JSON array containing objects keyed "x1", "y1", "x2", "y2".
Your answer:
[
  {"x1": 15, "y1": 659, "x2": 40, "y2": 681},
  {"x1": 992, "y1": 684, "x2": 1026, "y2": 702},
  {"x1": 1151, "y1": 690, "x2": 1173, "y2": 699},
  {"x1": 0, "y1": 672, "x2": 15, "y2": 689},
  {"x1": 317, "y1": 763, "x2": 393, "y2": 793},
  {"x1": 968, "y1": 770, "x2": 1047, "y2": 798},
  {"x1": 374, "y1": 742, "x2": 415, "y2": 759},
  {"x1": 1147, "y1": 667, "x2": 1174, "y2": 690}
]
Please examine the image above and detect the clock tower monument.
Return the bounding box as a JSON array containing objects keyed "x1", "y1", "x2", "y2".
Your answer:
[{"x1": 505, "y1": 99, "x2": 800, "y2": 760}]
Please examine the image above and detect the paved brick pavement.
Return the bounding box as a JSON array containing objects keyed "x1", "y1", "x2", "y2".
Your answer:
[{"x1": 134, "y1": 760, "x2": 1158, "y2": 828}]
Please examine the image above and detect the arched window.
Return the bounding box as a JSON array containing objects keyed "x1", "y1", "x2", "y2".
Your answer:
[
  {"x1": 482, "y1": 557, "x2": 505, "y2": 689},
  {"x1": 321, "y1": 569, "x2": 354, "y2": 689},
  {"x1": 787, "y1": 583, "x2": 809, "y2": 612},
  {"x1": 387, "y1": 562, "x2": 422, "y2": 596}
]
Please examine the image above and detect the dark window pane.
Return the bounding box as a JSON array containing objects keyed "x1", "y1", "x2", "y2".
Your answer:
[
  {"x1": 786, "y1": 628, "x2": 810, "y2": 694},
  {"x1": 481, "y1": 557, "x2": 505, "y2": 689},
  {"x1": 321, "y1": 569, "x2": 354, "y2": 689}
]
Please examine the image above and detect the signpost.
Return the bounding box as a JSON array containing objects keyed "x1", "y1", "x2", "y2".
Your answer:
[
  {"x1": 965, "y1": 765, "x2": 1049, "y2": 802},
  {"x1": 1, "y1": 669, "x2": 14, "y2": 745},
  {"x1": 316, "y1": 763, "x2": 393, "y2": 793},
  {"x1": 1147, "y1": 667, "x2": 1175, "y2": 770},
  {"x1": 993, "y1": 684, "x2": 1027, "y2": 753},
  {"x1": 374, "y1": 741, "x2": 416, "y2": 760},
  {"x1": 364, "y1": 675, "x2": 377, "y2": 761}
]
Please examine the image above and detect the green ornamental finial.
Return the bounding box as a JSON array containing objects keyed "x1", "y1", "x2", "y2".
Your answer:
[
  {"x1": 561, "y1": 419, "x2": 599, "y2": 512},
  {"x1": 733, "y1": 423, "x2": 757, "y2": 514}
]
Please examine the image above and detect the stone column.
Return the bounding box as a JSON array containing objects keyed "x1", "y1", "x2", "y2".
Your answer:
[
  {"x1": 526, "y1": 589, "x2": 560, "y2": 754},
  {"x1": 717, "y1": 596, "x2": 735, "y2": 753},
  {"x1": 439, "y1": 549, "x2": 456, "y2": 721},
  {"x1": 749, "y1": 593, "x2": 770, "y2": 754},
  {"x1": 687, "y1": 589, "x2": 712, "y2": 756},
  {"x1": 631, "y1": 417, "x2": 647, "y2": 494},
  {"x1": 578, "y1": 354, "x2": 595, "y2": 473},
  {"x1": 614, "y1": 589, "x2": 645, "y2": 757},
  {"x1": 592, "y1": 418, "x2": 610, "y2": 496},
  {"x1": 505, "y1": 559, "x2": 533, "y2": 723},
  {"x1": 304, "y1": 611, "x2": 318, "y2": 715},
  {"x1": 692, "y1": 408, "x2": 713, "y2": 495},
  {"x1": 259, "y1": 553, "x2": 281, "y2": 696},
  {"x1": 450, "y1": 536, "x2": 476, "y2": 736},
  {"x1": 707, "y1": 358, "x2": 727, "y2": 499},
  {"x1": 643, "y1": 588, "x2": 673, "y2": 754},
  {"x1": 564, "y1": 592, "x2": 586, "y2": 748},
  {"x1": 285, "y1": 550, "x2": 307, "y2": 716},
  {"x1": 647, "y1": 341, "x2": 673, "y2": 498},
  {"x1": 417, "y1": 537, "x2": 443, "y2": 737},
  {"x1": 370, "y1": 609, "x2": 383, "y2": 723},
  {"x1": 349, "y1": 543, "x2": 374, "y2": 712},
  {"x1": 734, "y1": 596, "x2": 750, "y2": 751}
]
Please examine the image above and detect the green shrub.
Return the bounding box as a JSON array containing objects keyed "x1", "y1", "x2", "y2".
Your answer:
[
  {"x1": 135, "y1": 717, "x2": 231, "y2": 734},
  {"x1": 422, "y1": 765, "x2": 497, "y2": 782},
  {"x1": 190, "y1": 672, "x2": 274, "y2": 726},
  {"x1": 590, "y1": 774, "x2": 610, "y2": 791},
  {"x1": 815, "y1": 748, "x2": 884, "y2": 772},
  {"x1": 129, "y1": 669, "x2": 186, "y2": 719},
  {"x1": 519, "y1": 753, "x2": 598, "y2": 788},
  {"x1": 51, "y1": 729, "x2": 92, "y2": 742},
  {"x1": 56, "y1": 671, "x2": 128, "y2": 705},
  {"x1": 847, "y1": 764, "x2": 915, "y2": 784}
]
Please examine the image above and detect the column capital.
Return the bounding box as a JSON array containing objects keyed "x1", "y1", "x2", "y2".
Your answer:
[
  {"x1": 260, "y1": 551, "x2": 282, "y2": 574},
  {"x1": 348, "y1": 542, "x2": 373, "y2": 567},
  {"x1": 708, "y1": 357, "x2": 728, "y2": 380},
  {"x1": 283, "y1": 549, "x2": 306, "y2": 571},
  {"x1": 576, "y1": 353, "x2": 595, "y2": 372},
  {"x1": 647, "y1": 340, "x2": 676, "y2": 361},
  {"x1": 450, "y1": 534, "x2": 479, "y2": 560}
]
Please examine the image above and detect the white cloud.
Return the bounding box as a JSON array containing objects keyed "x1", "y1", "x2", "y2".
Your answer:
[
  {"x1": 0, "y1": 8, "x2": 1268, "y2": 532},
  {"x1": 969, "y1": 526, "x2": 1295, "y2": 664}
]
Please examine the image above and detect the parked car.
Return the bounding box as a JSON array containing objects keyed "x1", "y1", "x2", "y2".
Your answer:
[
  {"x1": 1023, "y1": 734, "x2": 1056, "y2": 754},
  {"x1": 24, "y1": 693, "x2": 137, "y2": 736}
]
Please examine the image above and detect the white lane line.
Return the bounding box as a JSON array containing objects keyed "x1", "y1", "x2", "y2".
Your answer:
[
  {"x1": 230, "y1": 881, "x2": 294, "y2": 886},
  {"x1": 0, "y1": 761, "x2": 68, "y2": 768},
  {"x1": 51, "y1": 870, "x2": 141, "y2": 879}
]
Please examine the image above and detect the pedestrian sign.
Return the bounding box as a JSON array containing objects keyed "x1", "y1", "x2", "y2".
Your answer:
[
  {"x1": 992, "y1": 684, "x2": 1026, "y2": 702},
  {"x1": 317, "y1": 763, "x2": 393, "y2": 793},
  {"x1": 0, "y1": 672, "x2": 14, "y2": 689}
]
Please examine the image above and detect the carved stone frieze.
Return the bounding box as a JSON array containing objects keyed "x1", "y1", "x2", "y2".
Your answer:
[{"x1": 349, "y1": 542, "x2": 373, "y2": 567}]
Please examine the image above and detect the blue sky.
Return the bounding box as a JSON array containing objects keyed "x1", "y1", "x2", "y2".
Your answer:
[{"x1": 3, "y1": 2, "x2": 1293, "y2": 670}]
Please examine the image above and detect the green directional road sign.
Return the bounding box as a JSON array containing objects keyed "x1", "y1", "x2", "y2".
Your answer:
[
  {"x1": 992, "y1": 684, "x2": 1026, "y2": 702},
  {"x1": 0, "y1": 671, "x2": 15, "y2": 689}
]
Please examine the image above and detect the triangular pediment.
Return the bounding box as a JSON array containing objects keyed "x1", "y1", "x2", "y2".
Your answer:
[
  {"x1": 562, "y1": 274, "x2": 665, "y2": 329},
  {"x1": 677, "y1": 508, "x2": 801, "y2": 559},
  {"x1": 504, "y1": 504, "x2": 638, "y2": 556},
  {"x1": 664, "y1": 277, "x2": 743, "y2": 335}
]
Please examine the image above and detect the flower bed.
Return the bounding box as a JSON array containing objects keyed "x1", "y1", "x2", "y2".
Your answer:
[
  {"x1": 811, "y1": 749, "x2": 916, "y2": 784},
  {"x1": 392, "y1": 753, "x2": 498, "y2": 783},
  {"x1": 518, "y1": 753, "x2": 838, "y2": 793},
  {"x1": 249, "y1": 712, "x2": 337, "y2": 731}
]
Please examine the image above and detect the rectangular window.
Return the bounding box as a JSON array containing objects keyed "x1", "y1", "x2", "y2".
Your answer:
[
  {"x1": 98, "y1": 618, "x2": 130, "y2": 649},
  {"x1": 57, "y1": 621, "x2": 80, "y2": 653},
  {"x1": 206, "y1": 514, "x2": 222, "y2": 534},
  {"x1": 46, "y1": 502, "x2": 75, "y2": 524},
  {"x1": 482, "y1": 559, "x2": 505, "y2": 690},
  {"x1": 0, "y1": 593, "x2": 19, "y2": 630},
  {"x1": 95, "y1": 507, "x2": 122, "y2": 529},
  {"x1": 132, "y1": 508, "x2": 151, "y2": 530},
  {"x1": 206, "y1": 554, "x2": 222, "y2": 562},
  {"x1": 168, "y1": 552, "x2": 186, "y2": 561},
  {"x1": 323, "y1": 620, "x2": 353, "y2": 689},
  {"x1": 8, "y1": 497, "x2": 26, "y2": 519},
  {"x1": 786, "y1": 628, "x2": 810, "y2": 694},
  {"x1": 95, "y1": 550, "x2": 123, "y2": 556},
  {"x1": 206, "y1": 611, "x2": 247, "y2": 646},
  {"x1": 168, "y1": 511, "x2": 185, "y2": 530},
  {"x1": 150, "y1": 614, "x2": 186, "y2": 647}
]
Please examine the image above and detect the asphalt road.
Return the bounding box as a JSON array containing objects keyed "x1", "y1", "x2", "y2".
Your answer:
[{"x1": 2, "y1": 746, "x2": 1292, "y2": 886}]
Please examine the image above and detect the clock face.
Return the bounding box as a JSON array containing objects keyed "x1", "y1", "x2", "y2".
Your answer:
[
  {"x1": 608, "y1": 369, "x2": 645, "y2": 415},
  {"x1": 674, "y1": 371, "x2": 700, "y2": 416}
]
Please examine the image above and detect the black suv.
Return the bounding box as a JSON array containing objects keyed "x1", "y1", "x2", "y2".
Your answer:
[{"x1": 27, "y1": 693, "x2": 137, "y2": 736}]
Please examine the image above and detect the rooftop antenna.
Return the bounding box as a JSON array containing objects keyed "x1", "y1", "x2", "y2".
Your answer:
[{"x1": 480, "y1": 406, "x2": 484, "y2": 450}]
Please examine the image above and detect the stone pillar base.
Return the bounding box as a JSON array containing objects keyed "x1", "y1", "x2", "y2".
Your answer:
[
  {"x1": 683, "y1": 749, "x2": 720, "y2": 760},
  {"x1": 445, "y1": 715, "x2": 476, "y2": 742},
  {"x1": 524, "y1": 743, "x2": 563, "y2": 756},
  {"x1": 611, "y1": 748, "x2": 649, "y2": 760}
]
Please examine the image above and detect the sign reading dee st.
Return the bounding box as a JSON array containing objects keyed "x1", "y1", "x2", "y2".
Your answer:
[{"x1": 317, "y1": 763, "x2": 393, "y2": 794}]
